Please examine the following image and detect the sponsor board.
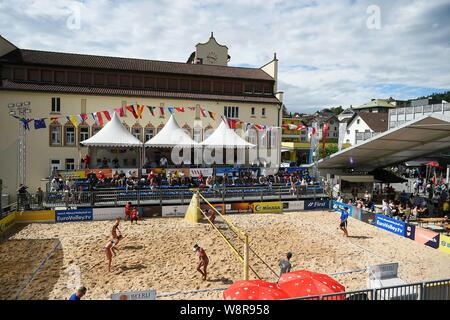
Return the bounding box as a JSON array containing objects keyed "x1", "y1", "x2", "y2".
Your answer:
[
  {"x1": 283, "y1": 201, "x2": 305, "y2": 212},
  {"x1": 405, "y1": 224, "x2": 416, "y2": 240},
  {"x1": 112, "y1": 168, "x2": 140, "y2": 178},
  {"x1": 414, "y1": 226, "x2": 440, "y2": 249},
  {"x1": 162, "y1": 205, "x2": 187, "y2": 217},
  {"x1": 55, "y1": 208, "x2": 93, "y2": 223},
  {"x1": 439, "y1": 234, "x2": 450, "y2": 255},
  {"x1": 111, "y1": 289, "x2": 156, "y2": 300},
  {"x1": 166, "y1": 168, "x2": 191, "y2": 177},
  {"x1": 304, "y1": 199, "x2": 329, "y2": 210},
  {"x1": 253, "y1": 201, "x2": 283, "y2": 214},
  {"x1": 225, "y1": 202, "x2": 253, "y2": 214},
  {"x1": 190, "y1": 168, "x2": 213, "y2": 178},
  {"x1": 86, "y1": 169, "x2": 113, "y2": 179},
  {"x1": 360, "y1": 210, "x2": 376, "y2": 224},
  {"x1": 0, "y1": 213, "x2": 16, "y2": 235},
  {"x1": 93, "y1": 208, "x2": 125, "y2": 221},
  {"x1": 332, "y1": 201, "x2": 353, "y2": 216},
  {"x1": 203, "y1": 203, "x2": 225, "y2": 215},
  {"x1": 58, "y1": 170, "x2": 86, "y2": 180},
  {"x1": 375, "y1": 214, "x2": 405, "y2": 237},
  {"x1": 215, "y1": 167, "x2": 240, "y2": 176},
  {"x1": 14, "y1": 210, "x2": 55, "y2": 223}
]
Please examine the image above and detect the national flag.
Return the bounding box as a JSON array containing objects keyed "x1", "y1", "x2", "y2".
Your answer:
[
  {"x1": 96, "y1": 112, "x2": 104, "y2": 126},
  {"x1": 200, "y1": 108, "x2": 207, "y2": 117},
  {"x1": 254, "y1": 124, "x2": 265, "y2": 131},
  {"x1": 67, "y1": 116, "x2": 78, "y2": 127},
  {"x1": 208, "y1": 111, "x2": 217, "y2": 120},
  {"x1": 175, "y1": 107, "x2": 185, "y2": 112},
  {"x1": 126, "y1": 105, "x2": 138, "y2": 119},
  {"x1": 103, "y1": 110, "x2": 112, "y2": 121},
  {"x1": 167, "y1": 106, "x2": 175, "y2": 114},
  {"x1": 322, "y1": 123, "x2": 329, "y2": 158},
  {"x1": 188, "y1": 107, "x2": 196, "y2": 111},
  {"x1": 77, "y1": 114, "x2": 88, "y2": 123},
  {"x1": 91, "y1": 113, "x2": 99, "y2": 126},
  {"x1": 147, "y1": 106, "x2": 155, "y2": 116},
  {"x1": 20, "y1": 118, "x2": 32, "y2": 130},
  {"x1": 50, "y1": 116, "x2": 60, "y2": 122},
  {"x1": 159, "y1": 107, "x2": 165, "y2": 117},
  {"x1": 296, "y1": 124, "x2": 306, "y2": 131},
  {"x1": 34, "y1": 118, "x2": 46, "y2": 129},
  {"x1": 114, "y1": 107, "x2": 125, "y2": 117},
  {"x1": 136, "y1": 104, "x2": 145, "y2": 119},
  {"x1": 227, "y1": 119, "x2": 239, "y2": 129}
]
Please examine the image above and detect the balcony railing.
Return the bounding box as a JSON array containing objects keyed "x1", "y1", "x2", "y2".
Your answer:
[{"x1": 389, "y1": 103, "x2": 450, "y2": 129}]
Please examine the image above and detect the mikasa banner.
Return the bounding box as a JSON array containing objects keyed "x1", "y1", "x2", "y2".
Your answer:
[{"x1": 252, "y1": 201, "x2": 283, "y2": 213}]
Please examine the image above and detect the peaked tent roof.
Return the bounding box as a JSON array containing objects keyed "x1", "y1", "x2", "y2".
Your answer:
[
  {"x1": 144, "y1": 114, "x2": 199, "y2": 148},
  {"x1": 81, "y1": 112, "x2": 143, "y2": 147},
  {"x1": 200, "y1": 121, "x2": 256, "y2": 149}
]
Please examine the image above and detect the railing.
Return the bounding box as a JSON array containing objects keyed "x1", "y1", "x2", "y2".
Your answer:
[
  {"x1": 18, "y1": 184, "x2": 327, "y2": 209},
  {"x1": 293, "y1": 278, "x2": 450, "y2": 300},
  {"x1": 355, "y1": 132, "x2": 381, "y2": 144},
  {"x1": 389, "y1": 102, "x2": 450, "y2": 129}
]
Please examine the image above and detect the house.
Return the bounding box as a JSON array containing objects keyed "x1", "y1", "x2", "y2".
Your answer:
[
  {"x1": 343, "y1": 112, "x2": 389, "y2": 146},
  {"x1": 352, "y1": 99, "x2": 396, "y2": 114}
]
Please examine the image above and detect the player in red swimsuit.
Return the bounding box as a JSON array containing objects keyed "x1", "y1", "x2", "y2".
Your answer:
[
  {"x1": 130, "y1": 207, "x2": 140, "y2": 224},
  {"x1": 124, "y1": 202, "x2": 132, "y2": 221},
  {"x1": 193, "y1": 244, "x2": 209, "y2": 280}
]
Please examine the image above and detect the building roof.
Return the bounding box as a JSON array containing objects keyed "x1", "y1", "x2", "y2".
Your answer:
[
  {"x1": 200, "y1": 121, "x2": 256, "y2": 149},
  {"x1": 0, "y1": 79, "x2": 280, "y2": 104},
  {"x1": 0, "y1": 49, "x2": 274, "y2": 81},
  {"x1": 356, "y1": 112, "x2": 389, "y2": 132},
  {"x1": 145, "y1": 114, "x2": 199, "y2": 148},
  {"x1": 353, "y1": 99, "x2": 396, "y2": 110}
]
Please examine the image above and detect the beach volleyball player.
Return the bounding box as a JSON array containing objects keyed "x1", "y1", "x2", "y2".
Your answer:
[
  {"x1": 193, "y1": 244, "x2": 209, "y2": 280},
  {"x1": 104, "y1": 235, "x2": 124, "y2": 272},
  {"x1": 339, "y1": 207, "x2": 349, "y2": 237}
]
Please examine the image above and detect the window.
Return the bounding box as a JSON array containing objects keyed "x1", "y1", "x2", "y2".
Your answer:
[
  {"x1": 224, "y1": 106, "x2": 239, "y2": 119},
  {"x1": 92, "y1": 126, "x2": 102, "y2": 136},
  {"x1": 251, "y1": 107, "x2": 255, "y2": 116},
  {"x1": 64, "y1": 125, "x2": 76, "y2": 146},
  {"x1": 132, "y1": 126, "x2": 142, "y2": 140},
  {"x1": 65, "y1": 159, "x2": 75, "y2": 170},
  {"x1": 357, "y1": 119, "x2": 360, "y2": 124},
  {"x1": 144, "y1": 127, "x2": 154, "y2": 142},
  {"x1": 51, "y1": 97, "x2": 61, "y2": 113},
  {"x1": 262, "y1": 108, "x2": 266, "y2": 117},
  {"x1": 79, "y1": 126, "x2": 89, "y2": 144},
  {"x1": 50, "y1": 124, "x2": 62, "y2": 146}
]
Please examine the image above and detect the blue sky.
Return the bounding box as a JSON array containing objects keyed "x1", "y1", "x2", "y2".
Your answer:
[{"x1": 0, "y1": 0, "x2": 449, "y2": 113}]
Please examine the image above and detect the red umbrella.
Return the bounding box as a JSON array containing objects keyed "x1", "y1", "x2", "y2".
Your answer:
[
  {"x1": 278, "y1": 270, "x2": 345, "y2": 299},
  {"x1": 223, "y1": 280, "x2": 290, "y2": 300},
  {"x1": 425, "y1": 161, "x2": 440, "y2": 167}
]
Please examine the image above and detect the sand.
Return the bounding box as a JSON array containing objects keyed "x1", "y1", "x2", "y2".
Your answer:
[{"x1": 1, "y1": 210, "x2": 450, "y2": 300}]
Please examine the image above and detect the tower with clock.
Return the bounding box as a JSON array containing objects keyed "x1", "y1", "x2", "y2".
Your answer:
[{"x1": 193, "y1": 32, "x2": 229, "y2": 66}]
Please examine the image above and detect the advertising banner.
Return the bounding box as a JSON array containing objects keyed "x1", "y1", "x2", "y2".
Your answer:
[
  {"x1": 304, "y1": 199, "x2": 329, "y2": 210},
  {"x1": 285, "y1": 167, "x2": 307, "y2": 173},
  {"x1": 112, "y1": 169, "x2": 139, "y2": 178},
  {"x1": 253, "y1": 201, "x2": 283, "y2": 214},
  {"x1": 0, "y1": 213, "x2": 16, "y2": 236},
  {"x1": 55, "y1": 208, "x2": 93, "y2": 223},
  {"x1": 203, "y1": 203, "x2": 225, "y2": 215},
  {"x1": 58, "y1": 170, "x2": 86, "y2": 180},
  {"x1": 93, "y1": 208, "x2": 125, "y2": 221},
  {"x1": 86, "y1": 169, "x2": 113, "y2": 179},
  {"x1": 215, "y1": 167, "x2": 240, "y2": 176},
  {"x1": 375, "y1": 214, "x2": 405, "y2": 237},
  {"x1": 360, "y1": 210, "x2": 376, "y2": 224},
  {"x1": 166, "y1": 168, "x2": 191, "y2": 177},
  {"x1": 283, "y1": 201, "x2": 304, "y2": 212},
  {"x1": 190, "y1": 168, "x2": 213, "y2": 178},
  {"x1": 439, "y1": 234, "x2": 450, "y2": 255},
  {"x1": 405, "y1": 224, "x2": 416, "y2": 240},
  {"x1": 332, "y1": 201, "x2": 353, "y2": 216},
  {"x1": 225, "y1": 202, "x2": 253, "y2": 214},
  {"x1": 162, "y1": 205, "x2": 188, "y2": 217},
  {"x1": 414, "y1": 226, "x2": 440, "y2": 249},
  {"x1": 15, "y1": 210, "x2": 55, "y2": 223},
  {"x1": 111, "y1": 289, "x2": 156, "y2": 300}
]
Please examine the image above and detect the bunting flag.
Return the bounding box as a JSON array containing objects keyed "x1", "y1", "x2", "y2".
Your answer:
[
  {"x1": 103, "y1": 110, "x2": 112, "y2": 121},
  {"x1": 91, "y1": 113, "x2": 99, "y2": 126},
  {"x1": 126, "y1": 105, "x2": 138, "y2": 119},
  {"x1": 200, "y1": 108, "x2": 207, "y2": 118},
  {"x1": 227, "y1": 119, "x2": 239, "y2": 129},
  {"x1": 175, "y1": 107, "x2": 185, "y2": 112},
  {"x1": 114, "y1": 107, "x2": 125, "y2": 117},
  {"x1": 208, "y1": 111, "x2": 217, "y2": 121},
  {"x1": 322, "y1": 123, "x2": 329, "y2": 158},
  {"x1": 167, "y1": 106, "x2": 175, "y2": 114},
  {"x1": 137, "y1": 104, "x2": 145, "y2": 119},
  {"x1": 67, "y1": 116, "x2": 78, "y2": 127},
  {"x1": 159, "y1": 107, "x2": 165, "y2": 117},
  {"x1": 77, "y1": 114, "x2": 88, "y2": 123},
  {"x1": 96, "y1": 112, "x2": 104, "y2": 126},
  {"x1": 20, "y1": 118, "x2": 32, "y2": 130},
  {"x1": 296, "y1": 124, "x2": 306, "y2": 131},
  {"x1": 188, "y1": 107, "x2": 196, "y2": 111},
  {"x1": 146, "y1": 106, "x2": 155, "y2": 116},
  {"x1": 254, "y1": 124, "x2": 265, "y2": 131},
  {"x1": 34, "y1": 118, "x2": 47, "y2": 129},
  {"x1": 49, "y1": 116, "x2": 60, "y2": 123}
]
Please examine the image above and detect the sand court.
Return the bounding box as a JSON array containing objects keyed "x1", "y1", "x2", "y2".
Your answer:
[{"x1": 1, "y1": 210, "x2": 450, "y2": 300}]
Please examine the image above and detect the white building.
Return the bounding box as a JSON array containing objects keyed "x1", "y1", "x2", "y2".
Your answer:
[{"x1": 344, "y1": 112, "x2": 389, "y2": 146}]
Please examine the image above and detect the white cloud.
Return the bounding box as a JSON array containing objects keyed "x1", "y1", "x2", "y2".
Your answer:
[{"x1": 0, "y1": 0, "x2": 449, "y2": 113}]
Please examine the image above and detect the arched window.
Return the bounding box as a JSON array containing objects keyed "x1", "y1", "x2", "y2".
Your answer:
[
  {"x1": 144, "y1": 123, "x2": 155, "y2": 142},
  {"x1": 131, "y1": 123, "x2": 142, "y2": 141},
  {"x1": 157, "y1": 123, "x2": 164, "y2": 133},
  {"x1": 182, "y1": 124, "x2": 192, "y2": 138},
  {"x1": 49, "y1": 121, "x2": 62, "y2": 146},
  {"x1": 78, "y1": 122, "x2": 90, "y2": 146},
  {"x1": 64, "y1": 121, "x2": 76, "y2": 146}
]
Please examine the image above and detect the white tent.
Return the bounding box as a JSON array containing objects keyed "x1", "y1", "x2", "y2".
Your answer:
[
  {"x1": 200, "y1": 120, "x2": 256, "y2": 149},
  {"x1": 145, "y1": 114, "x2": 199, "y2": 148},
  {"x1": 81, "y1": 112, "x2": 143, "y2": 147}
]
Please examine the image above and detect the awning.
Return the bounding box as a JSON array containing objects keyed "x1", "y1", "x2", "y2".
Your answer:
[
  {"x1": 200, "y1": 121, "x2": 256, "y2": 149},
  {"x1": 319, "y1": 115, "x2": 450, "y2": 170},
  {"x1": 144, "y1": 114, "x2": 199, "y2": 148},
  {"x1": 81, "y1": 112, "x2": 143, "y2": 147}
]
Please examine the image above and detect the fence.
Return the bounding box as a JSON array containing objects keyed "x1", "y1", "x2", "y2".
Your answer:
[
  {"x1": 389, "y1": 103, "x2": 450, "y2": 129},
  {"x1": 17, "y1": 184, "x2": 326, "y2": 210},
  {"x1": 293, "y1": 278, "x2": 450, "y2": 300}
]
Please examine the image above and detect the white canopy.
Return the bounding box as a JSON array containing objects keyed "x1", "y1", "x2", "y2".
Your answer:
[
  {"x1": 145, "y1": 114, "x2": 199, "y2": 148},
  {"x1": 81, "y1": 112, "x2": 143, "y2": 147},
  {"x1": 200, "y1": 121, "x2": 256, "y2": 149}
]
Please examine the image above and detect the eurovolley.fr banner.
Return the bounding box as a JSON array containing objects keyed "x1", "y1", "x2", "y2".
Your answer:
[
  {"x1": 375, "y1": 214, "x2": 405, "y2": 237},
  {"x1": 55, "y1": 208, "x2": 93, "y2": 223}
]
